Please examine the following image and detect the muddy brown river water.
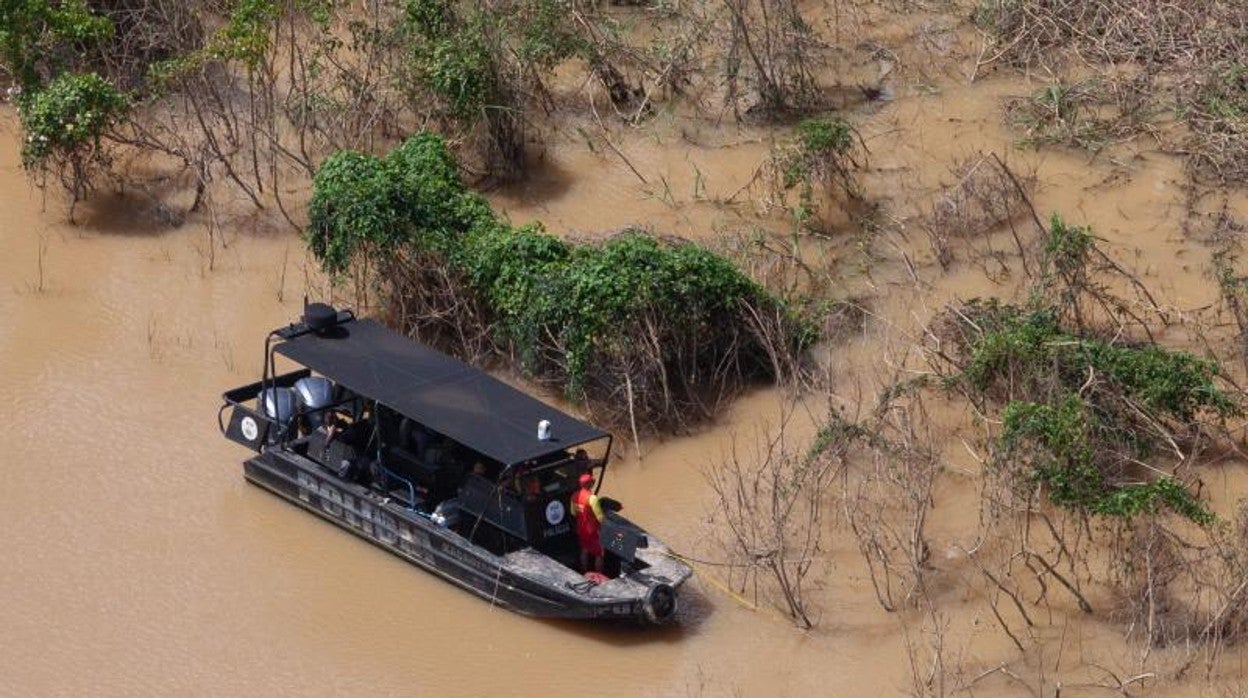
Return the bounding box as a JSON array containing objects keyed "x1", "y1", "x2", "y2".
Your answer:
[{"x1": 3, "y1": 45, "x2": 1248, "y2": 696}]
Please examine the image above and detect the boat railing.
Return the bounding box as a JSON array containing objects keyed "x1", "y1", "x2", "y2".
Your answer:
[{"x1": 379, "y1": 464, "x2": 420, "y2": 511}]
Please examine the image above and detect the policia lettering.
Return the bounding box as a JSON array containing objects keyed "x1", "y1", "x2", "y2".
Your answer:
[{"x1": 295, "y1": 472, "x2": 430, "y2": 557}]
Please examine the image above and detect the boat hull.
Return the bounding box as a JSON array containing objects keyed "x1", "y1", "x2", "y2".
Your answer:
[{"x1": 243, "y1": 451, "x2": 683, "y2": 622}]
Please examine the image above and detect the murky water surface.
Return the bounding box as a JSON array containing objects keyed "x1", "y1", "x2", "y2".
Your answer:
[{"x1": 3, "y1": 14, "x2": 1247, "y2": 696}]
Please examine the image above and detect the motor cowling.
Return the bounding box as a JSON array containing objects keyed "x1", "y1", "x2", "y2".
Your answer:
[
  {"x1": 294, "y1": 376, "x2": 334, "y2": 426},
  {"x1": 260, "y1": 387, "x2": 298, "y2": 441}
]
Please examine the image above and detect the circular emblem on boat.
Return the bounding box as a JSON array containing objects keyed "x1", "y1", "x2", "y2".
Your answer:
[
  {"x1": 545, "y1": 500, "x2": 565, "y2": 525},
  {"x1": 240, "y1": 416, "x2": 259, "y2": 441}
]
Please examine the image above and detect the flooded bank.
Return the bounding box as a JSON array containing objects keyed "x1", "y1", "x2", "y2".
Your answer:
[
  {"x1": 2, "y1": 13, "x2": 1247, "y2": 695},
  {"x1": 0, "y1": 105, "x2": 888, "y2": 694}
]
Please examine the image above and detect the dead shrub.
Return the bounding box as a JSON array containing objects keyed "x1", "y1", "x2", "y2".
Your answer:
[
  {"x1": 1109, "y1": 510, "x2": 1248, "y2": 652},
  {"x1": 706, "y1": 404, "x2": 846, "y2": 628},
  {"x1": 920, "y1": 152, "x2": 1033, "y2": 269}
]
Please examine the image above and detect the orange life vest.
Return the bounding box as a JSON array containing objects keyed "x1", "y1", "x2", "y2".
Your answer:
[{"x1": 572, "y1": 486, "x2": 604, "y2": 555}]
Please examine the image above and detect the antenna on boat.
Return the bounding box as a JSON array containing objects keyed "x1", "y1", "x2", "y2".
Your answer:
[{"x1": 537, "y1": 419, "x2": 551, "y2": 441}]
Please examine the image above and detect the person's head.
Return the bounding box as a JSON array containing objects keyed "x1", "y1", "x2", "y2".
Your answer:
[
  {"x1": 574, "y1": 449, "x2": 588, "y2": 461},
  {"x1": 323, "y1": 411, "x2": 338, "y2": 427},
  {"x1": 579, "y1": 472, "x2": 594, "y2": 489},
  {"x1": 472, "y1": 462, "x2": 486, "y2": 476}
]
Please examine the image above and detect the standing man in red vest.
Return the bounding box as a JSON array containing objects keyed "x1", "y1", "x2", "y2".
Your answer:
[{"x1": 571, "y1": 472, "x2": 605, "y2": 574}]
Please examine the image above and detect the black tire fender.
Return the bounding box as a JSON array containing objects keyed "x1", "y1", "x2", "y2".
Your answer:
[{"x1": 643, "y1": 583, "x2": 677, "y2": 624}]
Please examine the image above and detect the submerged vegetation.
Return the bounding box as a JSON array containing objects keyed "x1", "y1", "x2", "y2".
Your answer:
[
  {"x1": 7, "y1": 0, "x2": 1248, "y2": 691},
  {"x1": 307, "y1": 132, "x2": 813, "y2": 431},
  {"x1": 946, "y1": 297, "x2": 1232, "y2": 523},
  {"x1": 0, "y1": 0, "x2": 833, "y2": 216},
  {"x1": 977, "y1": 0, "x2": 1248, "y2": 182},
  {"x1": 770, "y1": 116, "x2": 863, "y2": 229}
]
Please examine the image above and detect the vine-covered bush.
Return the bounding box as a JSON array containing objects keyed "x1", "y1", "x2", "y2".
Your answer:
[
  {"x1": 932, "y1": 215, "x2": 1240, "y2": 524},
  {"x1": 307, "y1": 131, "x2": 811, "y2": 429},
  {"x1": 451, "y1": 224, "x2": 776, "y2": 389},
  {"x1": 947, "y1": 296, "x2": 1235, "y2": 523},
  {"x1": 306, "y1": 151, "x2": 400, "y2": 275},
  {"x1": 0, "y1": 0, "x2": 113, "y2": 93},
  {"x1": 18, "y1": 71, "x2": 127, "y2": 169},
  {"x1": 771, "y1": 116, "x2": 862, "y2": 226},
  {"x1": 307, "y1": 133, "x2": 495, "y2": 274}
]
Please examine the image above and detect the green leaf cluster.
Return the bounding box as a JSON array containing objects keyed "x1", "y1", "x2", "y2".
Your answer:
[
  {"x1": 509, "y1": 0, "x2": 587, "y2": 70},
  {"x1": 1042, "y1": 214, "x2": 1093, "y2": 276},
  {"x1": 0, "y1": 0, "x2": 112, "y2": 92},
  {"x1": 780, "y1": 116, "x2": 854, "y2": 190},
  {"x1": 402, "y1": 0, "x2": 587, "y2": 123},
  {"x1": 18, "y1": 71, "x2": 126, "y2": 169},
  {"x1": 210, "y1": 0, "x2": 281, "y2": 69},
  {"x1": 403, "y1": 0, "x2": 499, "y2": 121},
  {"x1": 484, "y1": 232, "x2": 763, "y2": 384},
  {"x1": 960, "y1": 299, "x2": 1237, "y2": 423},
  {"x1": 307, "y1": 132, "x2": 494, "y2": 275},
  {"x1": 1002, "y1": 396, "x2": 1214, "y2": 524},
  {"x1": 460, "y1": 227, "x2": 780, "y2": 391},
  {"x1": 957, "y1": 296, "x2": 1236, "y2": 523},
  {"x1": 307, "y1": 132, "x2": 799, "y2": 395}
]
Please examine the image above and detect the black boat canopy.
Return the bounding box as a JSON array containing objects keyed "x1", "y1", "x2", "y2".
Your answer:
[{"x1": 274, "y1": 319, "x2": 607, "y2": 466}]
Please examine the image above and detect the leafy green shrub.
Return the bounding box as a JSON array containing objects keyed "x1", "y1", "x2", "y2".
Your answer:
[
  {"x1": 947, "y1": 295, "x2": 1235, "y2": 523},
  {"x1": 306, "y1": 151, "x2": 399, "y2": 275},
  {"x1": 209, "y1": 0, "x2": 280, "y2": 68},
  {"x1": 510, "y1": 0, "x2": 586, "y2": 70},
  {"x1": 461, "y1": 224, "x2": 781, "y2": 393},
  {"x1": 454, "y1": 223, "x2": 571, "y2": 361},
  {"x1": 1002, "y1": 395, "x2": 1215, "y2": 524},
  {"x1": 933, "y1": 214, "x2": 1239, "y2": 524},
  {"x1": 416, "y1": 33, "x2": 498, "y2": 121},
  {"x1": 307, "y1": 132, "x2": 810, "y2": 428},
  {"x1": 18, "y1": 71, "x2": 126, "y2": 169},
  {"x1": 0, "y1": 0, "x2": 113, "y2": 93},
  {"x1": 307, "y1": 133, "x2": 496, "y2": 275},
  {"x1": 387, "y1": 132, "x2": 496, "y2": 250},
  {"x1": 404, "y1": 0, "x2": 454, "y2": 39},
  {"x1": 772, "y1": 116, "x2": 861, "y2": 226},
  {"x1": 782, "y1": 117, "x2": 854, "y2": 185},
  {"x1": 557, "y1": 233, "x2": 768, "y2": 384}
]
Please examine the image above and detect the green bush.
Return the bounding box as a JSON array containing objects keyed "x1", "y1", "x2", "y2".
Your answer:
[
  {"x1": 951, "y1": 293, "x2": 1235, "y2": 524},
  {"x1": 18, "y1": 71, "x2": 126, "y2": 169},
  {"x1": 209, "y1": 0, "x2": 280, "y2": 68},
  {"x1": 306, "y1": 151, "x2": 399, "y2": 275},
  {"x1": 387, "y1": 132, "x2": 496, "y2": 251},
  {"x1": 307, "y1": 133, "x2": 495, "y2": 275},
  {"x1": 0, "y1": 0, "x2": 112, "y2": 93},
  {"x1": 306, "y1": 132, "x2": 804, "y2": 411},
  {"x1": 417, "y1": 34, "x2": 498, "y2": 121},
  {"x1": 773, "y1": 116, "x2": 860, "y2": 226},
  {"x1": 781, "y1": 117, "x2": 854, "y2": 189}
]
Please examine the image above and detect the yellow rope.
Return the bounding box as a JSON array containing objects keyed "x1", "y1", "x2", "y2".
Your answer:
[{"x1": 659, "y1": 549, "x2": 758, "y2": 612}]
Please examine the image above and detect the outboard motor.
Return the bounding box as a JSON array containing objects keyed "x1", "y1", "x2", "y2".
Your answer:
[
  {"x1": 260, "y1": 387, "x2": 298, "y2": 442},
  {"x1": 294, "y1": 376, "x2": 334, "y2": 427}
]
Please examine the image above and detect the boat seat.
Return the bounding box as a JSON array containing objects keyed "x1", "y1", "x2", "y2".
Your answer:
[
  {"x1": 387, "y1": 446, "x2": 438, "y2": 482},
  {"x1": 305, "y1": 431, "x2": 356, "y2": 477},
  {"x1": 324, "y1": 440, "x2": 357, "y2": 473}
]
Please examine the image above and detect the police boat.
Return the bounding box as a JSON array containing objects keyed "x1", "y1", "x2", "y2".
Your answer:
[{"x1": 219, "y1": 304, "x2": 692, "y2": 623}]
